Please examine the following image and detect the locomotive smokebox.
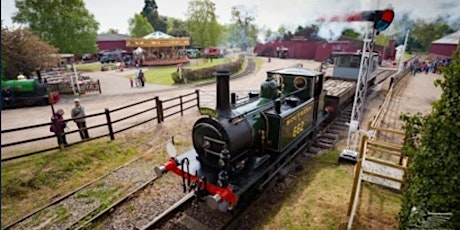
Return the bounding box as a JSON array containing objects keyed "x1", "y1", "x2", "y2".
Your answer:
[{"x1": 214, "y1": 69, "x2": 231, "y2": 118}]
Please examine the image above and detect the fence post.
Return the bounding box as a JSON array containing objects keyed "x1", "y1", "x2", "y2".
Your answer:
[
  {"x1": 97, "y1": 80, "x2": 102, "y2": 94},
  {"x1": 105, "y1": 108, "x2": 115, "y2": 140},
  {"x1": 180, "y1": 95, "x2": 184, "y2": 116},
  {"x1": 155, "y1": 96, "x2": 162, "y2": 124},
  {"x1": 195, "y1": 89, "x2": 200, "y2": 108}
]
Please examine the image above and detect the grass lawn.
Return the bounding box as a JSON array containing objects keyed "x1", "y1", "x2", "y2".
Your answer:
[
  {"x1": 73, "y1": 62, "x2": 118, "y2": 72},
  {"x1": 1, "y1": 139, "x2": 138, "y2": 227},
  {"x1": 254, "y1": 57, "x2": 264, "y2": 72},
  {"x1": 126, "y1": 57, "x2": 237, "y2": 85},
  {"x1": 259, "y1": 150, "x2": 402, "y2": 229}
]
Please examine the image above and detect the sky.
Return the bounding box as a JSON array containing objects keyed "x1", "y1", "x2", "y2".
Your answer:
[{"x1": 2, "y1": 0, "x2": 459, "y2": 40}]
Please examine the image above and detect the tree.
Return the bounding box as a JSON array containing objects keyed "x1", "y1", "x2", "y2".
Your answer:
[
  {"x1": 106, "y1": 28, "x2": 119, "y2": 34},
  {"x1": 398, "y1": 53, "x2": 460, "y2": 229},
  {"x1": 277, "y1": 25, "x2": 287, "y2": 40},
  {"x1": 375, "y1": 33, "x2": 390, "y2": 47},
  {"x1": 2, "y1": 25, "x2": 60, "y2": 79},
  {"x1": 166, "y1": 17, "x2": 189, "y2": 37},
  {"x1": 230, "y1": 5, "x2": 259, "y2": 51},
  {"x1": 186, "y1": 0, "x2": 222, "y2": 48},
  {"x1": 128, "y1": 13, "x2": 154, "y2": 38},
  {"x1": 141, "y1": 0, "x2": 167, "y2": 32},
  {"x1": 411, "y1": 18, "x2": 454, "y2": 52},
  {"x1": 341, "y1": 28, "x2": 361, "y2": 39},
  {"x1": 12, "y1": 0, "x2": 99, "y2": 56}
]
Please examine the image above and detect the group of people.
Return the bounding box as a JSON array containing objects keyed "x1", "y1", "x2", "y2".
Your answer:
[
  {"x1": 410, "y1": 57, "x2": 451, "y2": 76},
  {"x1": 50, "y1": 98, "x2": 90, "y2": 146},
  {"x1": 130, "y1": 65, "x2": 146, "y2": 88}
]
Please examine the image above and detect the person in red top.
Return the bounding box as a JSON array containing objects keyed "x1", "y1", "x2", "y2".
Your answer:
[{"x1": 50, "y1": 108, "x2": 68, "y2": 146}]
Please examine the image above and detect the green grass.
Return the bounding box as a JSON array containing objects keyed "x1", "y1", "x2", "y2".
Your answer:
[
  {"x1": 1, "y1": 140, "x2": 138, "y2": 227},
  {"x1": 254, "y1": 57, "x2": 264, "y2": 72},
  {"x1": 126, "y1": 57, "x2": 236, "y2": 85},
  {"x1": 73, "y1": 62, "x2": 103, "y2": 72},
  {"x1": 403, "y1": 52, "x2": 414, "y2": 61},
  {"x1": 259, "y1": 149, "x2": 402, "y2": 229}
]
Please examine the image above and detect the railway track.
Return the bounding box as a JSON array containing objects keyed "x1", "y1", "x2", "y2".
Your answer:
[
  {"x1": 4, "y1": 153, "x2": 159, "y2": 230},
  {"x1": 137, "y1": 71, "x2": 398, "y2": 230},
  {"x1": 140, "y1": 104, "x2": 354, "y2": 230}
]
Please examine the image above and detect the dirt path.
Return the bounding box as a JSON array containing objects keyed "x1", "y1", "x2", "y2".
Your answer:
[{"x1": 1, "y1": 58, "x2": 321, "y2": 156}]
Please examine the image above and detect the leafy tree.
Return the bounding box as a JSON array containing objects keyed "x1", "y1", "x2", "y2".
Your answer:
[
  {"x1": 186, "y1": 0, "x2": 222, "y2": 48},
  {"x1": 375, "y1": 33, "x2": 390, "y2": 47},
  {"x1": 12, "y1": 0, "x2": 99, "y2": 56},
  {"x1": 141, "y1": 0, "x2": 167, "y2": 32},
  {"x1": 411, "y1": 18, "x2": 454, "y2": 52},
  {"x1": 106, "y1": 28, "x2": 119, "y2": 34},
  {"x1": 264, "y1": 28, "x2": 274, "y2": 42},
  {"x1": 277, "y1": 25, "x2": 287, "y2": 40},
  {"x1": 341, "y1": 28, "x2": 361, "y2": 39},
  {"x1": 128, "y1": 13, "x2": 154, "y2": 38},
  {"x1": 2, "y1": 25, "x2": 60, "y2": 79},
  {"x1": 399, "y1": 52, "x2": 460, "y2": 229},
  {"x1": 166, "y1": 17, "x2": 189, "y2": 37},
  {"x1": 230, "y1": 5, "x2": 259, "y2": 51}
]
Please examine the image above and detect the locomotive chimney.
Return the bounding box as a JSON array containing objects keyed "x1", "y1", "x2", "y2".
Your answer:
[{"x1": 215, "y1": 69, "x2": 231, "y2": 118}]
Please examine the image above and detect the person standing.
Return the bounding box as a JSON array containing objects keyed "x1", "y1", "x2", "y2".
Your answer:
[
  {"x1": 135, "y1": 65, "x2": 140, "y2": 87},
  {"x1": 71, "y1": 98, "x2": 89, "y2": 139},
  {"x1": 139, "y1": 69, "x2": 145, "y2": 87},
  {"x1": 50, "y1": 108, "x2": 68, "y2": 146}
]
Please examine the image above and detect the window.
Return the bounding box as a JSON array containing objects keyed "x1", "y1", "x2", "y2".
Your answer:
[{"x1": 294, "y1": 77, "x2": 307, "y2": 89}]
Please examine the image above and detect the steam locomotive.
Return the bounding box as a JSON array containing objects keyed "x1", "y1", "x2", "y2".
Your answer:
[
  {"x1": 1, "y1": 79, "x2": 60, "y2": 109},
  {"x1": 154, "y1": 65, "x2": 358, "y2": 211}
]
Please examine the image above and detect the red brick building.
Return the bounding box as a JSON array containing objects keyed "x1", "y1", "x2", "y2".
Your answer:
[
  {"x1": 428, "y1": 31, "x2": 459, "y2": 59},
  {"x1": 96, "y1": 34, "x2": 131, "y2": 53},
  {"x1": 254, "y1": 37, "x2": 396, "y2": 62}
]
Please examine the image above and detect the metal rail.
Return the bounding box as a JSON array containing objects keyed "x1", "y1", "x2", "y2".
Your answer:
[
  {"x1": 72, "y1": 176, "x2": 161, "y2": 230},
  {"x1": 2, "y1": 154, "x2": 148, "y2": 229}
]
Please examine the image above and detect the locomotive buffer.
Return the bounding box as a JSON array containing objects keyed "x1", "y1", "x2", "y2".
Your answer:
[{"x1": 339, "y1": 9, "x2": 394, "y2": 163}]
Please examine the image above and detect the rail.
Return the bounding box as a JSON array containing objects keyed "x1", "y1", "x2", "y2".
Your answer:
[{"x1": 0, "y1": 90, "x2": 200, "y2": 162}]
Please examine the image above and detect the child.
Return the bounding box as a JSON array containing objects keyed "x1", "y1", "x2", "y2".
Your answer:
[{"x1": 130, "y1": 77, "x2": 134, "y2": 88}]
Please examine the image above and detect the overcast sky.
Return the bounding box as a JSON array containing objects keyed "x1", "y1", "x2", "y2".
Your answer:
[{"x1": 2, "y1": 0, "x2": 459, "y2": 38}]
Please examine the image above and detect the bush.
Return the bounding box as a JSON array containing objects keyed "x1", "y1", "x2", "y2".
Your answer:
[
  {"x1": 171, "y1": 58, "x2": 244, "y2": 84},
  {"x1": 398, "y1": 52, "x2": 460, "y2": 229}
]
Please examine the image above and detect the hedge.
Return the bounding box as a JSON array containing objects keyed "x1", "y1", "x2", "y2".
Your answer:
[{"x1": 171, "y1": 57, "x2": 244, "y2": 84}]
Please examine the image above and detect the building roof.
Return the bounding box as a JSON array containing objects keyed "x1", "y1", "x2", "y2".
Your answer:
[
  {"x1": 143, "y1": 31, "x2": 174, "y2": 39},
  {"x1": 97, "y1": 33, "x2": 129, "y2": 42},
  {"x1": 432, "y1": 31, "x2": 460, "y2": 45}
]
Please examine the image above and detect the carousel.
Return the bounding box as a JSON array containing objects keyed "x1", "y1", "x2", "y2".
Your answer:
[{"x1": 126, "y1": 31, "x2": 191, "y2": 66}]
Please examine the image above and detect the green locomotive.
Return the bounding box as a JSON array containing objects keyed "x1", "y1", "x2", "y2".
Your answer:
[{"x1": 1, "y1": 79, "x2": 60, "y2": 109}]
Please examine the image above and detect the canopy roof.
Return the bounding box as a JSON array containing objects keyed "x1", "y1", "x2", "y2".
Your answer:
[{"x1": 143, "y1": 31, "x2": 174, "y2": 39}]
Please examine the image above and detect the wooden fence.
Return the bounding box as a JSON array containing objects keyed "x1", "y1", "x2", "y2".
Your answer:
[
  {"x1": 0, "y1": 90, "x2": 200, "y2": 162},
  {"x1": 47, "y1": 80, "x2": 102, "y2": 95}
]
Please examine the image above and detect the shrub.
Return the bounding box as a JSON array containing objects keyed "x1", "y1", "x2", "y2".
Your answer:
[{"x1": 171, "y1": 58, "x2": 244, "y2": 84}]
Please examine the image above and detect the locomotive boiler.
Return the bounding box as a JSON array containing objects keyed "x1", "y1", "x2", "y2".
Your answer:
[
  {"x1": 1, "y1": 79, "x2": 60, "y2": 109},
  {"x1": 155, "y1": 67, "x2": 331, "y2": 211}
]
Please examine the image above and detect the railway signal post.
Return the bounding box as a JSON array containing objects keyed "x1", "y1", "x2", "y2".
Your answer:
[{"x1": 339, "y1": 9, "x2": 395, "y2": 162}]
